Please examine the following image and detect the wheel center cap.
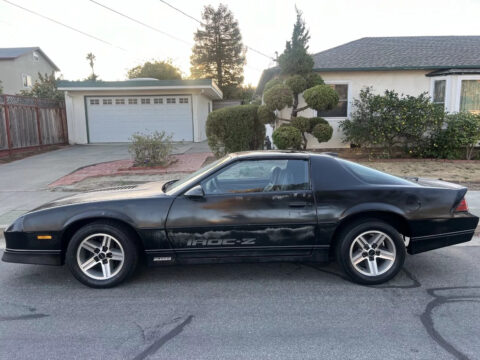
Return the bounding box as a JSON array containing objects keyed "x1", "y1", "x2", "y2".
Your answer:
[
  {"x1": 99, "y1": 253, "x2": 106, "y2": 260},
  {"x1": 368, "y1": 249, "x2": 375, "y2": 256}
]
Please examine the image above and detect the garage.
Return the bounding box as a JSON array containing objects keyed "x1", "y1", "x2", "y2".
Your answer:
[
  {"x1": 87, "y1": 95, "x2": 193, "y2": 142},
  {"x1": 58, "y1": 79, "x2": 223, "y2": 144}
]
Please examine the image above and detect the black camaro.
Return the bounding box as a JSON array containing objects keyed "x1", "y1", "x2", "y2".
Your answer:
[{"x1": 2, "y1": 151, "x2": 478, "y2": 288}]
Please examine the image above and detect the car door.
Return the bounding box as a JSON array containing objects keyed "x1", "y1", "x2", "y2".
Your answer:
[{"x1": 165, "y1": 157, "x2": 318, "y2": 259}]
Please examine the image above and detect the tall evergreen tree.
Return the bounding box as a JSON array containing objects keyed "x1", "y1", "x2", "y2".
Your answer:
[
  {"x1": 190, "y1": 4, "x2": 246, "y2": 99},
  {"x1": 277, "y1": 7, "x2": 314, "y2": 75}
]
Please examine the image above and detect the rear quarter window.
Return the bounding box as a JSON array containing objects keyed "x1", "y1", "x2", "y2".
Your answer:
[{"x1": 337, "y1": 159, "x2": 415, "y2": 186}]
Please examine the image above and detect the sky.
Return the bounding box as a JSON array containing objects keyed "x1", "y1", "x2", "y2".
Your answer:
[{"x1": 1, "y1": 0, "x2": 480, "y2": 86}]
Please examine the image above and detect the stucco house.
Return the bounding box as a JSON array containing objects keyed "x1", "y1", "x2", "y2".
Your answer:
[
  {"x1": 257, "y1": 36, "x2": 480, "y2": 148},
  {"x1": 0, "y1": 47, "x2": 59, "y2": 94},
  {"x1": 58, "y1": 79, "x2": 222, "y2": 144}
]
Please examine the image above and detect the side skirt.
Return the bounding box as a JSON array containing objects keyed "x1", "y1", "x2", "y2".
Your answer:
[{"x1": 145, "y1": 248, "x2": 330, "y2": 267}]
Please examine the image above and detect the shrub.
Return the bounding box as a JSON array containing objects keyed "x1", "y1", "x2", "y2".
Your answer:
[
  {"x1": 424, "y1": 112, "x2": 480, "y2": 160},
  {"x1": 285, "y1": 75, "x2": 307, "y2": 95},
  {"x1": 303, "y1": 85, "x2": 339, "y2": 112},
  {"x1": 340, "y1": 88, "x2": 445, "y2": 156},
  {"x1": 312, "y1": 123, "x2": 333, "y2": 143},
  {"x1": 263, "y1": 84, "x2": 293, "y2": 111},
  {"x1": 129, "y1": 131, "x2": 174, "y2": 167},
  {"x1": 272, "y1": 125, "x2": 302, "y2": 150},
  {"x1": 304, "y1": 73, "x2": 324, "y2": 88},
  {"x1": 291, "y1": 116, "x2": 310, "y2": 133},
  {"x1": 307, "y1": 117, "x2": 328, "y2": 132},
  {"x1": 206, "y1": 104, "x2": 265, "y2": 157},
  {"x1": 263, "y1": 78, "x2": 283, "y2": 93},
  {"x1": 257, "y1": 104, "x2": 275, "y2": 125}
]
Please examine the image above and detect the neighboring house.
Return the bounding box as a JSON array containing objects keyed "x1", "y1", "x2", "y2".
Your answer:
[
  {"x1": 257, "y1": 36, "x2": 480, "y2": 148},
  {"x1": 0, "y1": 47, "x2": 59, "y2": 94},
  {"x1": 57, "y1": 79, "x2": 222, "y2": 144}
]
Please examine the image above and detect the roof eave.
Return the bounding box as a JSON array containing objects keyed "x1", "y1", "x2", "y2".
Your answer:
[
  {"x1": 313, "y1": 65, "x2": 480, "y2": 72},
  {"x1": 58, "y1": 85, "x2": 223, "y2": 100}
]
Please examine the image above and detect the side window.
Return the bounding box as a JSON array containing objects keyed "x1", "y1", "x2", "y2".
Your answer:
[{"x1": 202, "y1": 159, "x2": 309, "y2": 195}]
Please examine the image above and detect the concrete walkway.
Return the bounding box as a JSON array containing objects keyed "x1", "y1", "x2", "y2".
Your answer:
[{"x1": 0, "y1": 142, "x2": 209, "y2": 226}]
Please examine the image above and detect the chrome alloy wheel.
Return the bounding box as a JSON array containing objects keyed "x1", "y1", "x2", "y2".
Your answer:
[
  {"x1": 76, "y1": 233, "x2": 125, "y2": 280},
  {"x1": 349, "y1": 230, "x2": 396, "y2": 277}
]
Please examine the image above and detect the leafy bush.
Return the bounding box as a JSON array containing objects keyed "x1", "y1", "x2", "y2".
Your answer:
[
  {"x1": 257, "y1": 104, "x2": 275, "y2": 125},
  {"x1": 304, "y1": 73, "x2": 324, "y2": 88},
  {"x1": 303, "y1": 85, "x2": 339, "y2": 112},
  {"x1": 423, "y1": 112, "x2": 480, "y2": 160},
  {"x1": 129, "y1": 131, "x2": 174, "y2": 167},
  {"x1": 340, "y1": 88, "x2": 444, "y2": 156},
  {"x1": 307, "y1": 117, "x2": 328, "y2": 132},
  {"x1": 264, "y1": 78, "x2": 284, "y2": 93},
  {"x1": 263, "y1": 84, "x2": 293, "y2": 111},
  {"x1": 272, "y1": 125, "x2": 302, "y2": 150},
  {"x1": 206, "y1": 104, "x2": 265, "y2": 157},
  {"x1": 312, "y1": 123, "x2": 333, "y2": 143},
  {"x1": 291, "y1": 116, "x2": 310, "y2": 133},
  {"x1": 285, "y1": 75, "x2": 307, "y2": 95}
]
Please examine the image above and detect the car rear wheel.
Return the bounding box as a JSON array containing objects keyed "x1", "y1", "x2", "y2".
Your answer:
[
  {"x1": 336, "y1": 219, "x2": 406, "y2": 285},
  {"x1": 66, "y1": 221, "x2": 138, "y2": 288}
]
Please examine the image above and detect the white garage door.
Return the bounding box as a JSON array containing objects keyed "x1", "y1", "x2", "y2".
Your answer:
[{"x1": 86, "y1": 95, "x2": 193, "y2": 142}]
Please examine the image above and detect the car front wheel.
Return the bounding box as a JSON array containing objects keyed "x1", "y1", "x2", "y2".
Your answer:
[
  {"x1": 336, "y1": 219, "x2": 406, "y2": 285},
  {"x1": 66, "y1": 221, "x2": 138, "y2": 288}
]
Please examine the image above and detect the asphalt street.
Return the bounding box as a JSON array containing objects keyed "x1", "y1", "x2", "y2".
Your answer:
[{"x1": 0, "y1": 239, "x2": 479, "y2": 360}]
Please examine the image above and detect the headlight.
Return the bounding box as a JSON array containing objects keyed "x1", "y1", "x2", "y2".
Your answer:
[{"x1": 6, "y1": 216, "x2": 24, "y2": 232}]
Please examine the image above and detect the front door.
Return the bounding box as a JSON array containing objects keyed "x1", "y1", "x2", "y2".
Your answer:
[{"x1": 165, "y1": 158, "x2": 318, "y2": 259}]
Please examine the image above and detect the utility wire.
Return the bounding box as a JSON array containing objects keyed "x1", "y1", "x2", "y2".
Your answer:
[
  {"x1": 156, "y1": 0, "x2": 276, "y2": 61},
  {"x1": 1, "y1": 0, "x2": 126, "y2": 51},
  {"x1": 88, "y1": 0, "x2": 191, "y2": 46},
  {"x1": 158, "y1": 0, "x2": 202, "y2": 25}
]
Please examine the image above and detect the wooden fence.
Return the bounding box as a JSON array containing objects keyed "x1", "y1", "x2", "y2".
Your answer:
[{"x1": 0, "y1": 94, "x2": 67, "y2": 154}]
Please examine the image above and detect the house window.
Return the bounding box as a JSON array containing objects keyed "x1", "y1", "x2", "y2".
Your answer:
[
  {"x1": 460, "y1": 80, "x2": 480, "y2": 114},
  {"x1": 33, "y1": 51, "x2": 39, "y2": 62},
  {"x1": 22, "y1": 74, "x2": 32, "y2": 88},
  {"x1": 115, "y1": 99, "x2": 125, "y2": 105},
  {"x1": 317, "y1": 84, "x2": 348, "y2": 117},
  {"x1": 89, "y1": 99, "x2": 100, "y2": 105},
  {"x1": 166, "y1": 98, "x2": 176, "y2": 104},
  {"x1": 179, "y1": 97, "x2": 189, "y2": 104},
  {"x1": 141, "y1": 98, "x2": 151, "y2": 104},
  {"x1": 433, "y1": 80, "x2": 446, "y2": 108},
  {"x1": 128, "y1": 98, "x2": 138, "y2": 105},
  {"x1": 102, "y1": 99, "x2": 112, "y2": 105},
  {"x1": 154, "y1": 98, "x2": 163, "y2": 104}
]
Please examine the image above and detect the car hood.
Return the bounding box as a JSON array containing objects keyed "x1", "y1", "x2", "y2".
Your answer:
[{"x1": 31, "y1": 181, "x2": 169, "y2": 212}]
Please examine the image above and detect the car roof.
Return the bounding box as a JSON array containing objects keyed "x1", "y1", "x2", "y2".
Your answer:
[{"x1": 228, "y1": 150, "x2": 335, "y2": 160}]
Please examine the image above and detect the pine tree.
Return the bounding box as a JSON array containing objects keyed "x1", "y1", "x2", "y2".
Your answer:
[{"x1": 190, "y1": 4, "x2": 246, "y2": 99}]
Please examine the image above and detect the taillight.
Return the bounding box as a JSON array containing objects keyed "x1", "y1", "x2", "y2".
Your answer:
[{"x1": 455, "y1": 198, "x2": 469, "y2": 212}]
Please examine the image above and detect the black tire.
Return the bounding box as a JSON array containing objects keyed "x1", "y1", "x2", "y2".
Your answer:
[
  {"x1": 335, "y1": 219, "x2": 406, "y2": 285},
  {"x1": 66, "y1": 221, "x2": 138, "y2": 288}
]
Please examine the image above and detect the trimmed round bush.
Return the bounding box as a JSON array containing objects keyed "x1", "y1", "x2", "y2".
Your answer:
[
  {"x1": 206, "y1": 104, "x2": 265, "y2": 157},
  {"x1": 307, "y1": 117, "x2": 328, "y2": 132},
  {"x1": 291, "y1": 116, "x2": 310, "y2": 133},
  {"x1": 304, "y1": 73, "x2": 324, "y2": 88},
  {"x1": 257, "y1": 104, "x2": 275, "y2": 125},
  {"x1": 263, "y1": 84, "x2": 293, "y2": 111},
  {"x1": 312, "y1": 123, "x2": 333, "y2": 143},
  {"x1": 264, "y1": 78, "x2": 283, "y2": 93},
  {"x1": 272, "y1": 125, "x2": 302, "y2": 150},
  {"x1": 303, "y1": 84, "x2": 339, "y2": 112},
  {"x1": 285, "y1": 75, "x2": 307, "y2": 95}
]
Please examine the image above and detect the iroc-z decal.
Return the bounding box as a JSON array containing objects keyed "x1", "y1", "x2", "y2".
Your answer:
[{"x1": 186, "y1": 238, "x2": 256, "y2": 247}]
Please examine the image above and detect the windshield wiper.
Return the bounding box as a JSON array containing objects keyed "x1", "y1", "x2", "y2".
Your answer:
[{"x1": 162, "y1": 179, "x2": 179, "y2": 192}]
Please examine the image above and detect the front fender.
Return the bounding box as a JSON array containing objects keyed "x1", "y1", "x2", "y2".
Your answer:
[{"x1": 63, "y1": 209, "x2": 137, "y2": 230}]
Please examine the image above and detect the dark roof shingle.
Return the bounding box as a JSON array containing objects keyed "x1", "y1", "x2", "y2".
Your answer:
[{"x1": 313, "y1": 36, "x2": 480, "y2": 71}]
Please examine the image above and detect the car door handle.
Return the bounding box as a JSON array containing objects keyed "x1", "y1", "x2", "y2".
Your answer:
[{"x1": 288, "y1": 201, "x2": 308, "y2": 208}]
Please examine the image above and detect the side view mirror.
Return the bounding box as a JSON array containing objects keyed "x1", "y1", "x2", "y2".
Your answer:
[{"x1": 184, "y1": 185, "x2": 205, "y2": 199}]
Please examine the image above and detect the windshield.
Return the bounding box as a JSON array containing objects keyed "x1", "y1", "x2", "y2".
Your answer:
[{"x1": 165, "y1": 155, "x2": 231, "y2": 193}]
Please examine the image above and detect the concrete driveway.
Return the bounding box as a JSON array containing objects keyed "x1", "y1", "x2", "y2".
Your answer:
[{"x1": 0, "y1": 142, "x2": 207, "y2": 226}]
